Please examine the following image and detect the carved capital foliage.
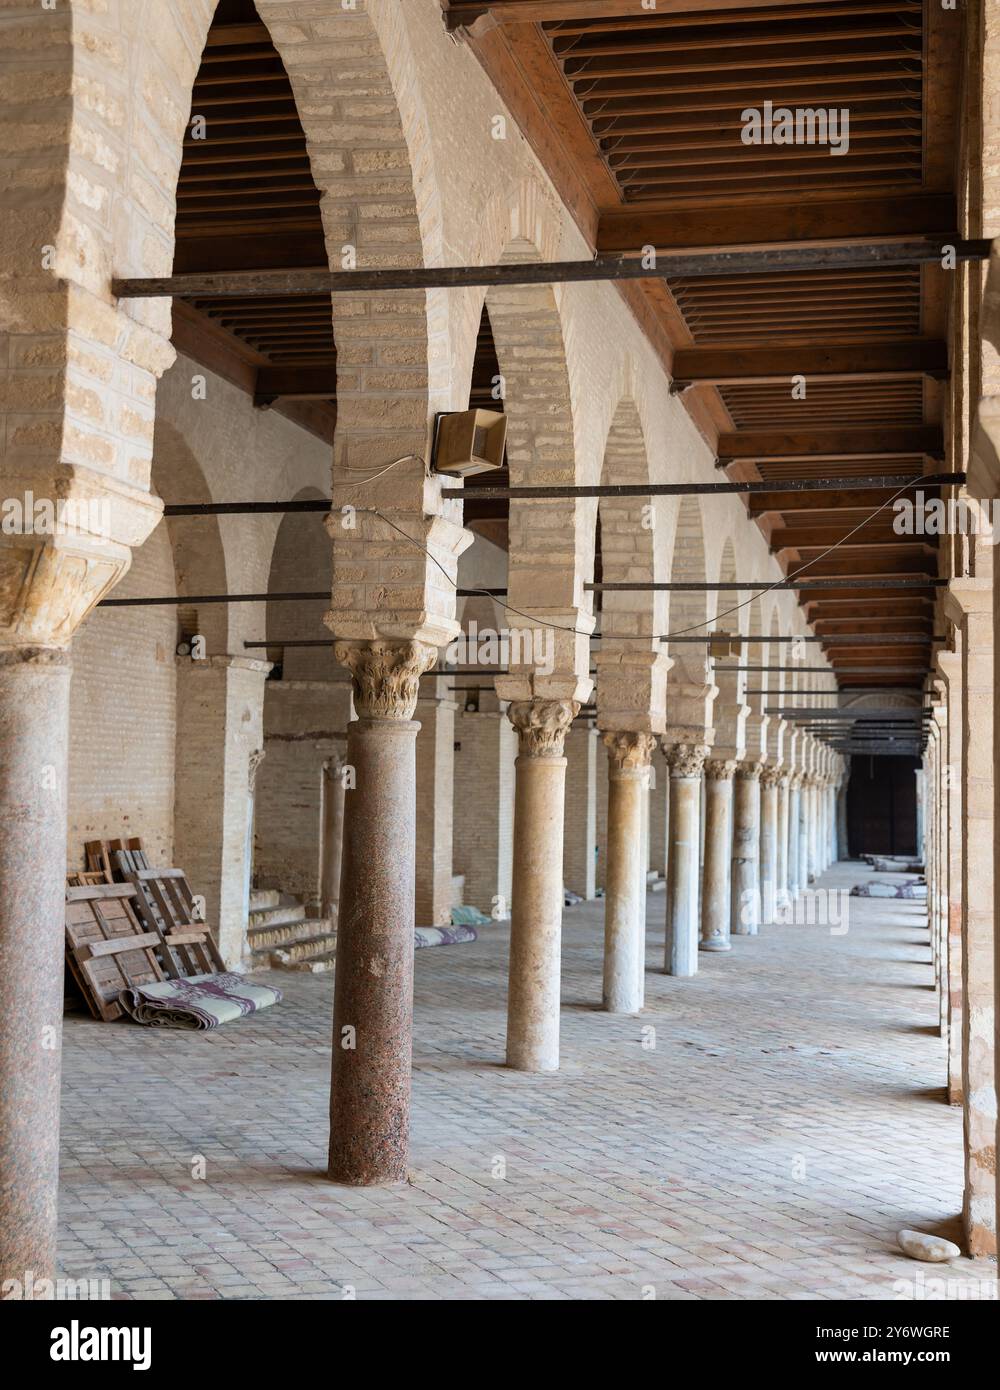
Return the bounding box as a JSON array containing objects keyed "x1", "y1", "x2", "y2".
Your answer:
[
  {"x1": 663, "y1": 741, "x2": 709, "y2": 779},
  {"x1": 761, "y1": 766, "x2": 784, "y2": 788},
  {"x1": 508, "y1": 698, "x2": 579, "y2": 757},
  {"x1": 736, "y1": 760, "x2": 763, "y2": 782},
  {"x1": 705, "y1": 758, "x2": 737, "y2": 782},
  {"x1": 334, "y1": 639, "x2": 438, "y2": 720},
  {"x1": 603, "y1": 730, "x2": 657, "y2": 772}
]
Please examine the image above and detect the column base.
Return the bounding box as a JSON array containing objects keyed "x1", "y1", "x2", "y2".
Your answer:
[{"x1": 699, "y1": 939, "x2": 731, "y2": 953}]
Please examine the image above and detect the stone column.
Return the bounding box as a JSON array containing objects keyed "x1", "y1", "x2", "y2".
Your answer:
[
  {"x1": 595, "y1": 750, "x2": 609, "y2": 892},
  {"x1": 787, "y1": 772, "x2": 803, "y2": 898},
  {"x1": 663, "y1": 741, "x2": 709, "y2": 976},
  {"x1": 731, "y1": 761, "x2": 762, "y2": 936},
  {"x1": 505, "y1": 699, "x2": 578, "y2": 1072},
  {"x1": 937, "y1": 647, "x2": 964, "y2": 1105},
  {"x1": 798, "y1": 775, "x2": 811, "y2": 891},
  {"x1": 701, "y1": 759, "x2": 736, "y2": 952},
  {"x1": 602, "y1": 732, "x2": 656, "y2": 1012},
  {"x1": 174, "y1": 655, "x2": 271, "y2": 967},
  {"x1": 328, "y1": 639, "x2": 437, "y2": 1186},
  {"x1": 320, "y1": 753, "x2": 347, "y2": 918},
  {"x1": 775, "y1": 772, "x2": 791, "y2": 910},
  {"x1": 944, "y1": 581, "x2": 997, "y2": 1255},
  {"x1": 648, "y1": 756, "x2": 669, "y2": 881},
  {"x1": 807, "y1": 774, "x2": 820, "y2": 883},
  {"x1": 759, "y1": 766, "x2": 781, "y2": 925},
  {"x1": 836, "y1": 773, "x2": 850, "y2": 861},
  {"x1": 0, "y1": 650, "x2": 72, "y2": 1286},
  {"x1": 453, "y1": 699, "x2": 515, "y2": 917},
  {"x1": 414, "y1": 682, "x2": 457, "y2": 926},
  {"x1": 564, "y1": 722, "x2": 598, "y2": 901}
]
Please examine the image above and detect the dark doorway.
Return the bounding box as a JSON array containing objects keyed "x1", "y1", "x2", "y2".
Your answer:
[{"x1": 846, "y1": 756, "x2": 919, "y2": 857}]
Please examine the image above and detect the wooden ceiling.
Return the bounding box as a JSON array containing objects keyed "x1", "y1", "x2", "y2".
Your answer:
[
  {"x1": 171, "y1": 0, "x2": 337, "y2": 442},
  {"x1": 443, "y1": 0, "x2": 963, "y2": 708}
]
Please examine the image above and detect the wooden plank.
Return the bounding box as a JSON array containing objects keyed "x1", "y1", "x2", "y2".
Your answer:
[
  {"x1": 64, "y1": 887, "x2": 164, "y2": 1022},
  {"x1": 672, "y1": 341, "x2": 947, "y2": 387},
  {"x1": 597, "y1": 194, "x2": 956, "y2": 253},
  {"x1": 444, "y1": 0, "x2": 861, "y2": 29},
  {"x1": 718, "y1": 426, "x2": 944, "y2": 460}
]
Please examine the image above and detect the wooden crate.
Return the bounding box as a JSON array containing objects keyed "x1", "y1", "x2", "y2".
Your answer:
[{"x1": 126, "y1": 868, "x2": 225, "y2": 978}]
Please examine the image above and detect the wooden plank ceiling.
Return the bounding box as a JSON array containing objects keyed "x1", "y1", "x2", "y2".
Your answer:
[
  {"x1": 442, "y1": 0, "x2": 962, "y2": 712},
  {"x1": 172, "y1": 0, "x2": 337, "y2": 442}
]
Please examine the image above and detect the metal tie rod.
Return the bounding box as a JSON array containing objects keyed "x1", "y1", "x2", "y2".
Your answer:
[
  {"x1": 590, "y1": 578, "x2": 947, "y2": 592},
  {"x1": 112, "y1": 241, "x2": 990, "y2": 299},
  {"x1": 671, "y1": 634, "x2": 943, "y2": 644},
  {"x1": 442, "y1": 473, "x2": 964, "y2": 502},
  {"x1": 100, "y1": 587, "x2": 505, "y2": 607},
  {"x1": 161, "y1": 476, "x2": 964, "y2": 517}
]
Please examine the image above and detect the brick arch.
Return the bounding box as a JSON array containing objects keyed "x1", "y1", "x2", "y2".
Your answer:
[
  {"x1": 485, "y1": 241, "x2": 587, "y2": 688},
  {"x1": 152, "y1": 420, "x2": 229, "y2": 653},
  {"x1": 665, "y1": 495, "x2": 710, "y2": 686},
  {"x1": 266, "y1": 487, "x2": 337, "y2": 683},
  {"x1": 594, "y1": 398, "x2": 662, "y2": 649}
]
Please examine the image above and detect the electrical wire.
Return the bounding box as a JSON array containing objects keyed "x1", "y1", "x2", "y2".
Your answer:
[{"x1": 351, "y1": 471, "x2": 928, "y2": 653}]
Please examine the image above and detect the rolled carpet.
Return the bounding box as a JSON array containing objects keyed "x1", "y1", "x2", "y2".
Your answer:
[{"x1": 119, "y1": 972, "x2": 282, "y2": 1030}]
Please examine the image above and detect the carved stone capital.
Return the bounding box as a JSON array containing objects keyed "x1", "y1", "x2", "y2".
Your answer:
[
  {"x1": 736, "y1": 760, "x2": 763, "y2": 782},
  {"x1": 662, "y1": 741, "x2": 710, "y2": 779},
  {"x1": 789, "y1": 770, "x2": 806, "y2": 789},
  {"x1": 508, "y1": 698, "x2": 579, "y2": 758},
  {"x1": 603, "y1": 730, "x2": 657, "y2": 773},
  {"x1": 334, "y1": 639, "x2": 438, "y2": 720},
  {"x1": 761, "y1": 765, "x2": 784, "y2": 788},
  {"x1": 705, "y1": 758, "x2": 737, "y2": 782}
]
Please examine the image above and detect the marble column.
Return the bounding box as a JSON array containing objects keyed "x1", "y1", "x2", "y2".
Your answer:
[
  {"x1": 731, "y1": 761, "x2": 762, "y2": 936},
  {"x1": 648, "y1": 757, "x2": 669, "y2": 881},
  {"x1": 701, "y1": 759, "x2": 736, "y2": 952},
  {"x1": 806, "y1": 775, "x2": 820, "y2": 883},
  {"x1": 320, "y1": 753, "x2": 346, "y2": 918},
  {"x1": 328, "y1": 639, "x2": 437, "y2": 1186},
  {"x1": 415, "y1": 683, "x2": 458, "y2": 927},
  {"x1": 759, "y1": 766, "x2": 781, "y2": 926},
  {"x1": 0, "y1": 649, "x2": 72, "y2": 1287},
  {"x1": 602, "y1": 732, "x2": 656, "y2": 1012},
  {"x1": 505, "y1": 699, "x2": 578, "y2": 1072},
  {"x1": 787, "y1": 772, "x2": 803, "y2": 899},
  {"x1": 663, "y1": 741, "x2": 709, "y2": 976},
  {"x1": 801, "y1": 778, "x2": 817, "y2": 884},
  {"x1": 775, "y1": 773, "x2": 791, "y2": 911},
  {"x1": 564, "y1": 722, "x2": 598, "y2": 901}
]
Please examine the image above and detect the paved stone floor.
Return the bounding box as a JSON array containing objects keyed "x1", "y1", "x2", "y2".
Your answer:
[{"x1": 58, "y1": 862, "x2": 993, "y2": 1300}]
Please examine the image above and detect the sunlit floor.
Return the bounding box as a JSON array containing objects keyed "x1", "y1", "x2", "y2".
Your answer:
[{"x1": 57, "y1": 862, "x2": 988, "y2": 1300}]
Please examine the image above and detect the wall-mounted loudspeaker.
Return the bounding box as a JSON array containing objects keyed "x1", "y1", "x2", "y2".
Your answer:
[{"x1": 432, "y1": 409, "x2": 507, "y2": 478}]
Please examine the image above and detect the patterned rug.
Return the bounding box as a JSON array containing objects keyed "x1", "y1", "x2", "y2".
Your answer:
[
  {"x1": 119, "y1": 972, "x2": 282, "y2": 1030},
  {"x1": 415, "y1": 924, "x2": 477, "y2": 949}
]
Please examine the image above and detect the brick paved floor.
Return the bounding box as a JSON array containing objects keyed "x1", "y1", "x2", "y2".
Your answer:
[{"x1": 58, "y1": 862, "x2": 992, "y2": 1300}]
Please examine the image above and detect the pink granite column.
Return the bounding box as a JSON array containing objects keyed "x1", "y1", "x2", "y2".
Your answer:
[
  {"x1": 320, "y1": 753, "x2": 346, "y2": 919},
  {"x1": 602, "y1": 731, "x2": 656, "y2": 1013},
  {"x1": 506, "y1": 699, "x2": 578, "y2": 1071},
  {"x1": 0, "y1": 649, "x2": 72, "y2": 1287},
  {"x1": 328, "y1": 640, "x2": 437, "y2": 1186}
]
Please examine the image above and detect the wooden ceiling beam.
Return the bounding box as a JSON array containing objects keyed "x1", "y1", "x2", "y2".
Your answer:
[
  {"x1": 673, "y1": 341, "x2": 946, "y2": 387},
  {"x1": 599, "y1": 196, "x2": 954, "y2": 254},
  {"x1": 718, "y1": 427, "x2": 943, "y2": 461},
  {"x1": 442, "y1": 0, "x2": 893, "y2": 31}
]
